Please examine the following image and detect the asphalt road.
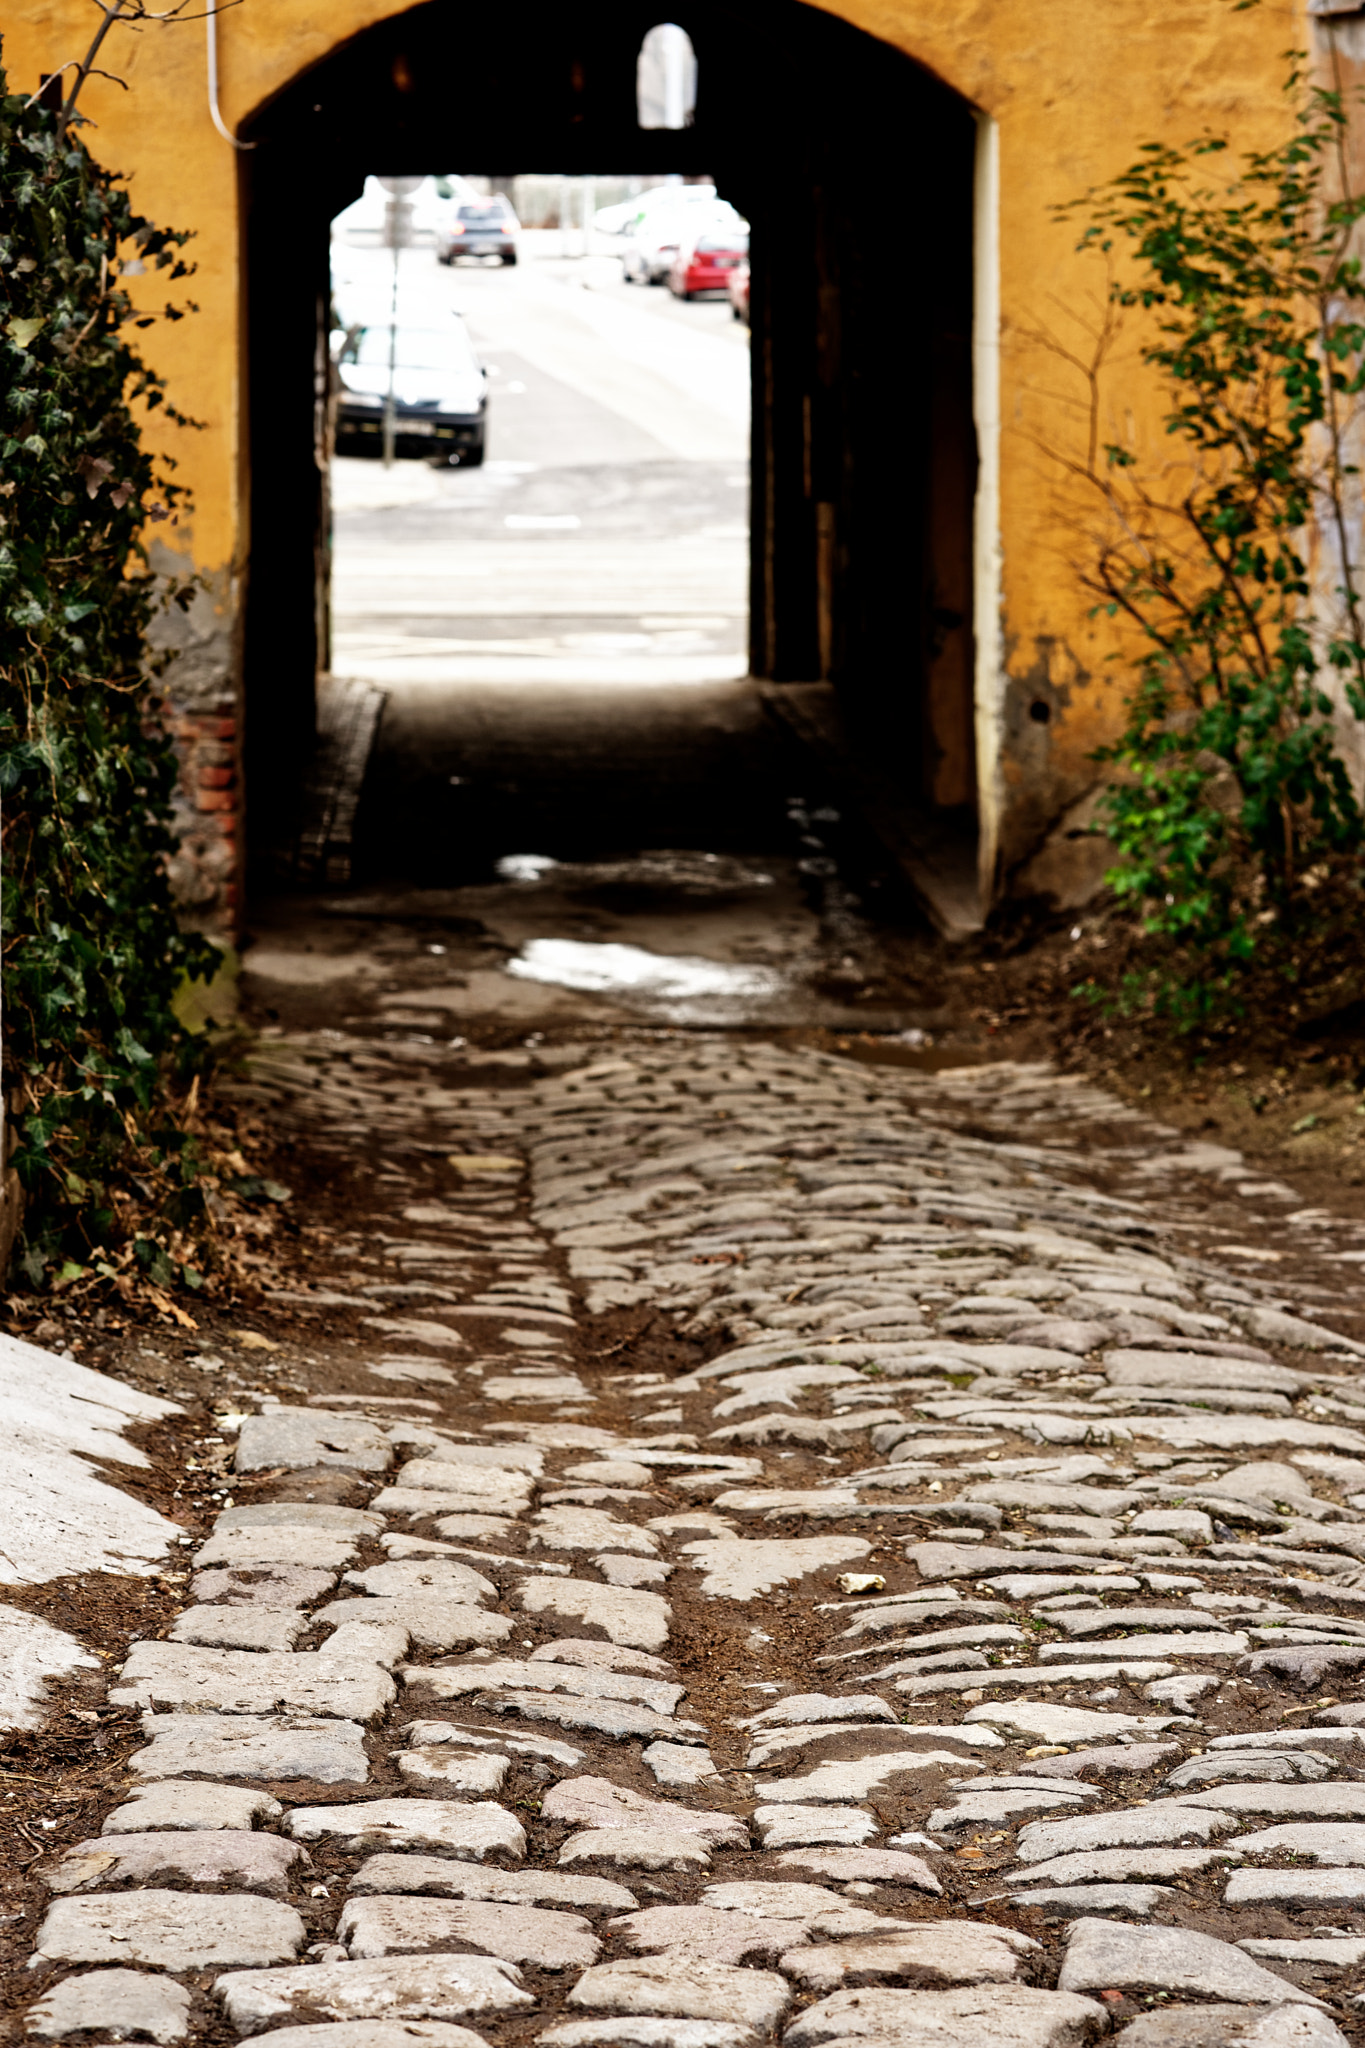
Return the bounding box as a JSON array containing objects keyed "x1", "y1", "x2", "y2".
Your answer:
[
  {"x1": 330, "y1": 230, "x2": 772, "y2": 880},
  {"x1": 330, "y1": 231, "x2": 750, "y2": 691}
]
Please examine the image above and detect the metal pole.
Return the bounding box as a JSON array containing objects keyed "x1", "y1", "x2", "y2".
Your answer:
[
  {"x1": 382, "y1": 231, "x2": 399, "y2": 468},
  {"x1": 582, "y1": 172, "x2": 596, "y2": 260}
]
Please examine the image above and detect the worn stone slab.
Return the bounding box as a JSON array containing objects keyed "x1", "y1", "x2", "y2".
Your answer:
[
  {"x1": 1058, "y1": 1918, "x2": 1321, "y2": 2005},
  {"x1": 519, "y1": 1579, "x2": 671, "y2": 1652},
  {"x1": 531, "y1": 1640, "x2": 676, "y2": 1678},
  {"x1": 565, "y1": 1958, "x2": 789, "y2": 2031},
  {"x1": 679, "y1": 1538, "x2": 871, "y2": 1601},
  {"x1": 1024, "y1": 1743, "x2": 1182, "y2": 1780},
  {"x1": 753, "y1": 1805, "x2": 879, "y2": 1849},
  {"x1": 404, "y1": 1659, "x2": 683, "y2": 1716},
  {"x1": 1164, "y1": 1752, "x2": 1332, "y2": 1789},
  {"x1": 0, "y1": 1334, "x2": 184, "y2": 1589},
  {"x1": 772, "y1": 1754, "x2": 1006, "y2": 1807},
  {"x1": 746, "y1": 1694, "x2": 897, "y2": 1728},
  {"x1": 196, "y1": 1529, "x2": 362, "y2": 1570},
  {"x1": 349, "y1": 1854, "x2": 635, "y2": 1911},
  {"x1": 102, "y1": 1780, "x2": 284, "y2": 1832},
  {"x1": 386, "y1": 1463, "x2": 533, "y2": 1511},
  {"x1": 234, "y1": 2028, "x2": 491, "y2": 2048},
  {"x1": 1225, "y1": 1866, "x2": 1365, "y2": 1908},
  {"x1": 907, "y1": 1545, "x2": 1109, "y2": 1582},
  {"x1": 236, "y1": 1409, "x2": 392, "y2": 1474},
  {"x1": 339, "y1": 1897, "x2": 599, "y2": 1969},
  {"x1": 783, "y1": 1983, "x2": 1109, "y2": 2048},
  {"x1": 217, "y1": 1505, "x2": 385, "y2": 1533},
  {"x1": 643, "y1": 1742, "x2": 720, "y2": 1786},
  {"x1": 1226, "y1": 1823, "x2": 1365, "y2": 1862},
  {"x1": 318, "y1": 1599, "x2": 511, "y2": 1653},
  {"x1": 533, "y1": 1507, "x2": 659, "y2": 1555},
  {"x1": 1211, "y1": 1728, "x2": 1365, "y2": 1761},
  {"x1": 558, "y1": 1831, "x2": 715, "y2": 1873},
  {"x1": 541, "y1": 2022, "x2": 755, "y2": 2048},
  {"x1": 769, "y1": 1847, "x2": 941, "y2": 1891},
  {"x1": 1099, "y1": 2007, "x2": 1347, "y2": 2048},
  {"x1": 215, "y1": 1955, "x2": 534, "y2": 2032},
  {"x1": 346, "y1": 1561, "x2": 497, "y2": 1604},
  {"x1": 287, "y1": 1801, "x2": 525, "y2": 1861},
  {"x1": 964, "y1": 1703, "x2": 1189, "y2": 1743},
  {"x1": 170, "y1": 1607, "x2": 310, "y2": 1652},
  {"x1": 375, "y1": 1491, "x2": 529, "y2": 1521},
  {"x1": 993, "y1": 1883, "x2": 1172, "y2": 1919},
  {"x1": 541, "y1": 1777, "x2": 746, "y2": 1846},
  {"x1": 110, "y1": 1645, "x2": 395, "y2": 1721},
  {"x1": 606, "y1": 1902, "x2": 864, "y2": 1965},
  {"x1": 1241, "y1": 1305, "x2": 1365, "y2": 1353},
  {"x1": 898, "y1": 1661, "x2": 1176, "y2": 1698},
  {"x1": 1005, "y1": 1848, "x2": 1243, "y2": 1888},
  {"x1": 1174, "y1": 1783, "x2": 1365, "y2": 1820},
  {"x1": 31, "y1": 1890, "x2": 306, "y2": 1970},
  {"x1": 1240, "y1": 1938, "x2": 1365, "y2": 1966},
  {"x1": 782, "y1": 1921, "x2": 1037, "y2": 1991},
  {"x1": 403, "y1": 1720, "x2": 584, "y2": 1769},
  {"x1": 1049, "y1": 1608, "x2": 1229, "y2": 1638},
  {"x1": 482, "y1": 1691, "x2": 696, "y2": 1741},
  {"x1": 1016, "y1": 1803, "x2": 1237, "y2": 1863},
  {"x1": 1037, "y1": 1632, "x2": 1242, "y2": 1661},
  {"x1": 191, "y1": 1564, "x2": 339, "y2": 1608},
  {"x1": 1240, "y1": 1644, "x2": 1365, "y2": 1685},
  {"x1": 928, "y1": 1787, "x2": 1102, "y2": 1832},
  {"x1": 398, "y1": 1749, "x2": 509, "y2": 1795},
  {"x1": 1105, "y1": 1354, "x2": 1302, "y2": 1391},
  {"x1": 317, "y1": 1621, "x2": 412, "y2": 1668},
  {"x1": 129, "y1": 1713, "x2": 370, "y2": 1784},
  {"x1": 0, "y1": 1606, "x2": 101, "y2": 1734},
  {"x1": 24, "y1": 1967, "x2": 193, "y2": 2043},
  {"x1": 49, "y1": 1829, "x2": 308, "y2": 1895}
]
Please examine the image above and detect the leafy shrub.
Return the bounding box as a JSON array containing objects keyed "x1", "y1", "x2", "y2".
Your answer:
[
  {"x1": 0, "y1": 46, "x2": 217, "y2": 1282},
  {"x1": 1069, "y1": 67, "x2": 1365, "y2": 1023}
]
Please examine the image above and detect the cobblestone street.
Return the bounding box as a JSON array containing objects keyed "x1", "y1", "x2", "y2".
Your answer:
[{"x1": 11, "y1": 1028, "x2": 1365, "y2": 2048}]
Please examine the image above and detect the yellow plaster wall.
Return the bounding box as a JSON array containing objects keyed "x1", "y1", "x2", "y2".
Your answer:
[{"x1": 2, "y1": 0, "x2": 1308, "y2": 882}]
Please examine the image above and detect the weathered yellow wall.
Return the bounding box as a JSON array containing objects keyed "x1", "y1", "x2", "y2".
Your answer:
[{"x1": 2, "y1": 0, "x2": 1308, "y2": 905}]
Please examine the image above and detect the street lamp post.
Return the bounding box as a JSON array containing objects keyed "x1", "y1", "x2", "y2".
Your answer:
[{"x1": 378, "y1": 175, "x2": 422, "y2": 468}]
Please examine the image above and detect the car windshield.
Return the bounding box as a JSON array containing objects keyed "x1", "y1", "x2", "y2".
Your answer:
[
  {"x1": 458, "y1": 205, "x2": 508, "y2": 225},
  {"x1": 340, "y1": 324, "x2": 479, "y2": 373},
  {"x1": 695, "y1": 235, "x2": 748, "y2": 253}
]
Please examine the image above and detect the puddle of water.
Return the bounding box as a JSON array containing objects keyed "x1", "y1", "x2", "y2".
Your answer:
[
  {"x1": 496, "y1": 854, "x2": 558, "y2": 883},
  {"x1": 507, "y1": 938, "x2": 785, "y2": 1004}
]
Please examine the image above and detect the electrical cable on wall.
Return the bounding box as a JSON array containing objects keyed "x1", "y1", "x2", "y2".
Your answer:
[{"x1": 207, "y1": 2, "x2": 253, "y2": 149}]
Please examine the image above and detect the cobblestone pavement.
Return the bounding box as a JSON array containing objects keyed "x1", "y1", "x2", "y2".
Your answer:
[{"x1": 17, "y1": 1030, "x2": 1365, "y2": 2048}]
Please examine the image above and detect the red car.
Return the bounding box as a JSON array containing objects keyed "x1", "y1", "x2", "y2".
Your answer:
[
  {"x1": 667, "y1": 227, "x2": 749, "y2": 301},
  {"x1": 728, "y1": 258, "x2": 750, "y2": 324}
]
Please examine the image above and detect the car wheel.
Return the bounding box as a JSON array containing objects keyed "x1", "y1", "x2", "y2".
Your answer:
[
  {"x1": 462, "y1": 440, "x2": 485, "y2": 468},
  {"x1": 501, "y1": 252, "x2": 517, "y2": 266}
]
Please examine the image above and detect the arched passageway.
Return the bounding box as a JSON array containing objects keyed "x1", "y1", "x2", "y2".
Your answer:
[{"x1": 240, "y1": 0, "x2": 979, "y2": 919}]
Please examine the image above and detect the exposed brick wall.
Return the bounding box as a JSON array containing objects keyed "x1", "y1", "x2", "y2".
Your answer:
[{"x1": 166, "y1": 701, "x2": 240, "y2": 930}]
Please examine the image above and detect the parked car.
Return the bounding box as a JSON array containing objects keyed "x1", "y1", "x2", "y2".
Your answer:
[
  {"x1": 437, "y1": 198, "x2": 519, "y2": 265},
  {"x1": 620, "y1": 189, "x2": 737, "y2": 283},
  {"x1": 333, "y1": 317, "x2": 487, "y2": 463},
  {"x1": 668, "y1": 225, "x2": 749, "y2": 300},
  {"x1": 728, "y1": 257, "x2": 750, "y2": 323}
]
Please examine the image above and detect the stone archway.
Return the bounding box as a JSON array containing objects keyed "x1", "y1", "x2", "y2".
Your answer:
[{"x1": 238, "y1": 0, "x2": 982, "y2": 921}]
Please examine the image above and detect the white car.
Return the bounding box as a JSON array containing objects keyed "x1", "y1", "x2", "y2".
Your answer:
[{"x1": 621, "y1": 193, "x2": 741, "y2": 285}]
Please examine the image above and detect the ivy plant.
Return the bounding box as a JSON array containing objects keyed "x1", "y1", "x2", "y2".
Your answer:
[
  {"x1": 0, "y1": 42, "x2": 217, "y2": 1282},
  {"x1": 1066, "y1": 64, "x2": 1365, "y2": 1023}
]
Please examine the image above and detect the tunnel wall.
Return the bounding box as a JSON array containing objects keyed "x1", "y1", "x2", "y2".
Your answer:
[{"x1": 2, "y1": 0, "x2": 1309, "y2": 925}]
